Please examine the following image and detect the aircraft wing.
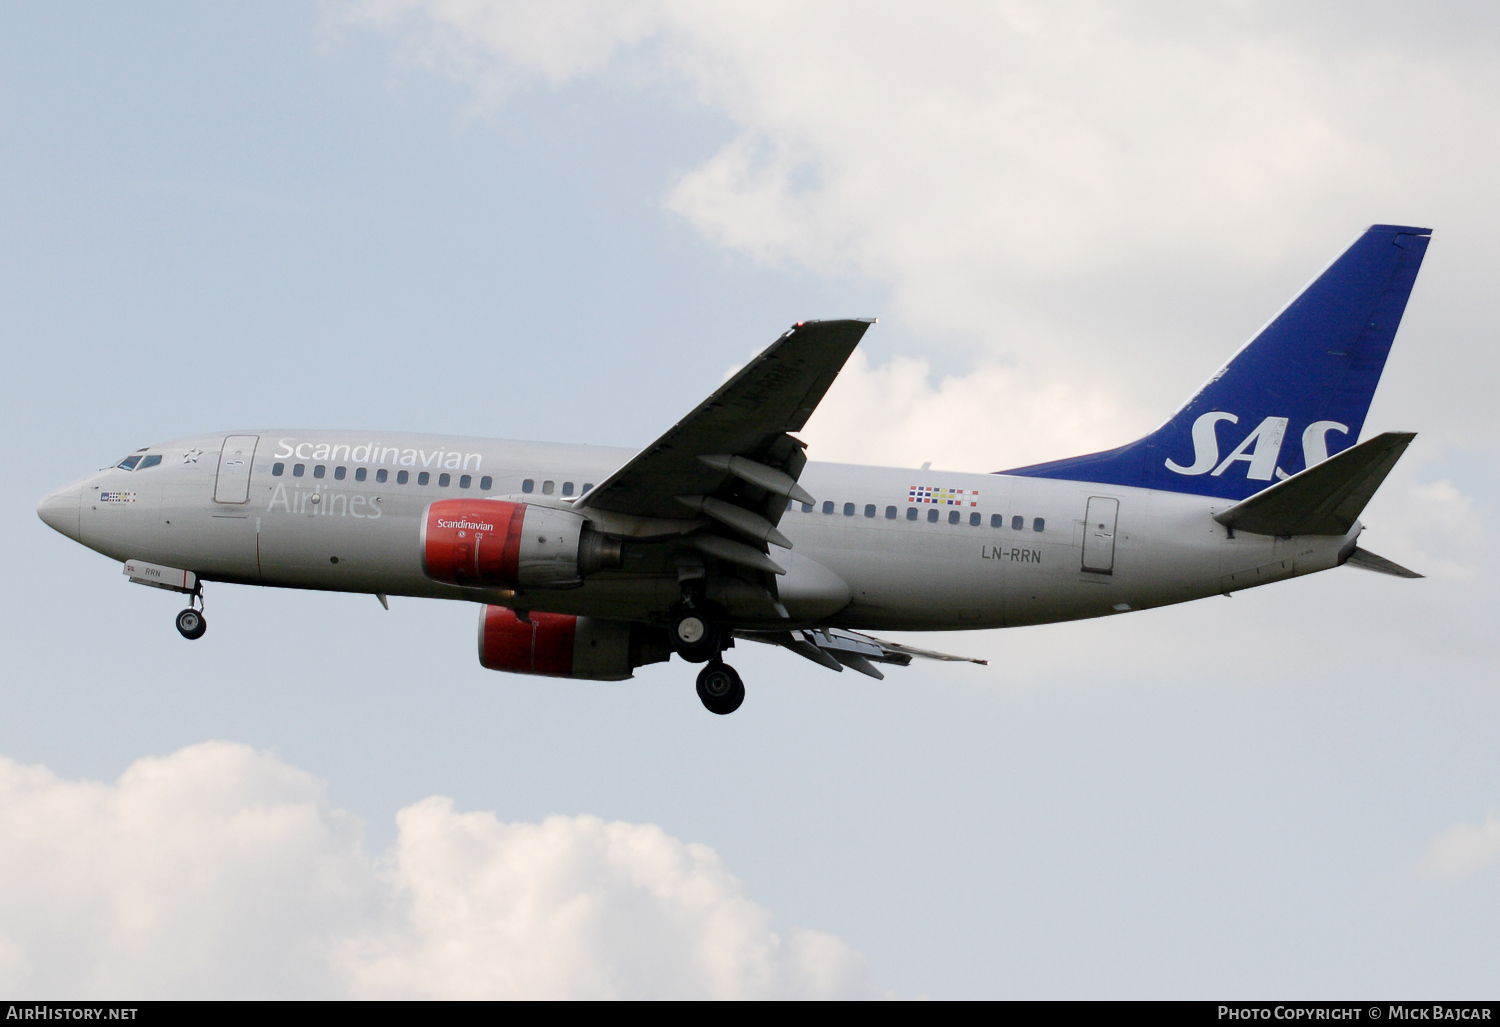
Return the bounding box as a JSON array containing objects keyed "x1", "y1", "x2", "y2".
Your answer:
[
  {"x1": 735, "y1": 626, "x2": 989, "y2": 680},
  {"x1": 575, "y1": 320, "x2": 874, "y2": 526}
]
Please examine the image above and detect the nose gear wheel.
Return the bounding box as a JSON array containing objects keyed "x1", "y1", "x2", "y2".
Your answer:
[{"x1": 175, "y1": 607, "x2": 207, "y2": 640}]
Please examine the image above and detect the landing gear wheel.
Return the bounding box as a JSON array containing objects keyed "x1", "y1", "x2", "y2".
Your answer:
[
  {"x1": 696, "y1": 661, "x2": 744, "y2": 715},
  {"x1": 175, "y1": 608, "x2": 207, "y2": 640},
  {"x1": 671, "y1": 610, "x2": 721, "y2": 664}
]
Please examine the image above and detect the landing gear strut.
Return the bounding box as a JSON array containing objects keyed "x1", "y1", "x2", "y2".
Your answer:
[
  {"x1": 696, "y1": 661, "x2": 744, "y2": 715},
  {"x1": 175, "y1": 586, "x2": 206, "y2": 640}
]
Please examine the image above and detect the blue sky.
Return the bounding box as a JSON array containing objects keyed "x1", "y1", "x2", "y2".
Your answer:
[{"x1": 2, "y1": 2, "x2": 1498, "y2": 998}]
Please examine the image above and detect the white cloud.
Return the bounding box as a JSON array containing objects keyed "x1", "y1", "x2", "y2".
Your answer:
[
  {"x1": 798, "y1": 349, "x2": 1128, "y2": 472},
  {"x1": 0, "y1": 743, "x2": 874, "y2": 998},
  {"x1": 1420, "y1": 814, "x2": 1500, "y2": 882},
  {"x1": 341, "y1": 799, "x2": 870, "y2": 999},
  {"x1": 1353, "y1": 457, "x2": 1488, "y2": 580}
]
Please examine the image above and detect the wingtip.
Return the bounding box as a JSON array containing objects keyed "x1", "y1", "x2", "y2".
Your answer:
[{"x1": 788, "y1": 317, "x2": 878, "y2": 328}]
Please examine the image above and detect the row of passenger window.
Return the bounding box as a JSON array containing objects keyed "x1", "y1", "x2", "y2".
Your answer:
[
  {"x1": 521, "y1": 479, "x2": 592, "y2": 496},
  {"x1": 271, "y1": 463, "x2": 494, "y2": 491},
  {"x1": 790, "y1": 498, "x2": 1045, "y2": 532},
  {"x1": 269, "y1": 463, "x2": 603, "y2": 497},
  {"x1": 265, "y1": 460, "x2": 1044, "y2": 530}
]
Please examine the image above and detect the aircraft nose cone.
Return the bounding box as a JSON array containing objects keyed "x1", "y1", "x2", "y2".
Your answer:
[{"x1": 37, "y1": 486, "x2": 81, "y2": 541}]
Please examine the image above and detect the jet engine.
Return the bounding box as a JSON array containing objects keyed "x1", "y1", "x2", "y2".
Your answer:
[
  {"x1": 422, "y1": 499, "x2": 622, "y2": 589},
  {"x1": 477, "y1": 606, "x2": 670, "y2": 680}
]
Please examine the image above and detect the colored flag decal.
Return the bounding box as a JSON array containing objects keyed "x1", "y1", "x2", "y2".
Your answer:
[
  {"x1": 99, "y1": 492, "x2": 137, "y2": 503},
  {"x1": 907, "y1": 486, "x2": 978, "y2": 506}
]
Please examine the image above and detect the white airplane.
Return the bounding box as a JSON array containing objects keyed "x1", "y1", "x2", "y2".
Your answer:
[{"x1": 37, "y1": 225, "x2": 1430, "y2": 714}]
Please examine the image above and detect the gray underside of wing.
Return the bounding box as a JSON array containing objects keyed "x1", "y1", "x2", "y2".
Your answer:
[{"x1": 576, "y1": 319, "x2": 874, "y2": 521}]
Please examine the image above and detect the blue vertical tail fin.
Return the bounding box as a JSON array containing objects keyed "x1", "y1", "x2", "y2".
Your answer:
[{"x1": 1003, "y1": 224, "x2": 1432, "y2": 500}]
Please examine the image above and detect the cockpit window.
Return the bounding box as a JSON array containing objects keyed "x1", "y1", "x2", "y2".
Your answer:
[
  {"x1": 116, "y1": 455, "x2": 142, "y2": 471},
  {"x1": 137, "y1": 455, "x2": 162, "y2": 470}
]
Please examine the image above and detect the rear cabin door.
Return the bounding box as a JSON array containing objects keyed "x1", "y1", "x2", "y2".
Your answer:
[
  {"x1": 1081, "y1": 496, "x2": 1119, "y2": 574},
  {"x1": 214, "y1": 435, "x2": 259, "y2": 504}
]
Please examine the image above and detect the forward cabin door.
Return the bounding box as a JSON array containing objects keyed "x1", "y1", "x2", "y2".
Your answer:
[
  {"x1": 214, "y1": 435, "x2": 259, "y2": 504},
  {"x1": 1081, "y1": 496, "x2": 1119, "y2": 574}
]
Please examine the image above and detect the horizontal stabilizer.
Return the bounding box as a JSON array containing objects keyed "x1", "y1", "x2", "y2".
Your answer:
[
  {"x1": 1214, "y1": 431, "x2": 1415, "y2": 536},
  {"x1": 1343, "y1": 546, "x2": 1423, "y2": 578}
]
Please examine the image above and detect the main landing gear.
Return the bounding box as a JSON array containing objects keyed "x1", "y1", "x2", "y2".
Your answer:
[
  {"x1": 696, "y1": 661, "x2": 744, "y2": 716},
  {"x1": 671, "y1": 608, "x2": 721, "y2": 664},
  {"x1": 670, "y1": 598, "x2": 743, "y2": 714},
  {"x1": 175, "y1": 586, "x2": 207, "y2": 640}
]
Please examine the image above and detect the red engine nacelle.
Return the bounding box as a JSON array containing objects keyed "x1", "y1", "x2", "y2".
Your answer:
[
  {"x1": 422, "y1": 499, "x2": 620, "y2": 589},
  {"x1": 477, "y1": 606, "x2": 670, "y2": 681},
  {"x1": 423, "y1": 499, "x2": 527, "y2": 588}
]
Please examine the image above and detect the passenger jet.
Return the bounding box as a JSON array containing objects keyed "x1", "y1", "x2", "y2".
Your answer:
[{"x1": 37, "y1": 225, "x2": 1430, "y2": 713}]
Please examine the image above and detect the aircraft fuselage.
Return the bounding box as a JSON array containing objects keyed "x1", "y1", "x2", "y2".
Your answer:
[{"x1": 41, "y1": 429, "x2": 1352, "y2": 633}]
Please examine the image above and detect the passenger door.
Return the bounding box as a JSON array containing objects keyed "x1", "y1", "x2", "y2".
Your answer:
[
  {"x1": 213, "y1": 435, "x2": 259, "y2": 504},
  {"x1": 1081, "y1": 496, "x2": 1119, "y2": 574}
]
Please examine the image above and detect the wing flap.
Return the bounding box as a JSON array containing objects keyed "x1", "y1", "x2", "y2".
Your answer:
[{"x1": 735, "y1": 626, "x2": 988, "y2": 674}]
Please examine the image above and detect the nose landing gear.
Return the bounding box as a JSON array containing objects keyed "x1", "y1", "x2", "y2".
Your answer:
[
  {"x1": 175, "y1": 586, "x2": 207, "y2": 640},
  {"x1": 696, "y1": 661, "x2": 744, "y2": 715}
]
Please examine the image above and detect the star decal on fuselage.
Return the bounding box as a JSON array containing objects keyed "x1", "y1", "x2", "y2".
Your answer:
[{"x1": 182, "y1": 448, "x2": 202, "y2": 464}]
